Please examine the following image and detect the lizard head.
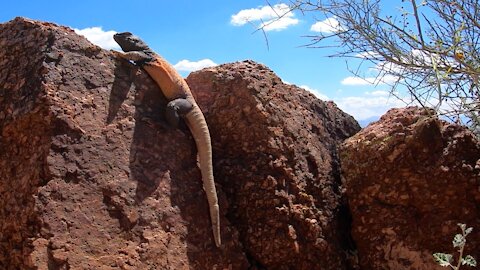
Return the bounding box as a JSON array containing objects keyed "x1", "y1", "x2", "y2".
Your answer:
[
  {"x1": 113, "y1": 32, "x2": 152, "y2": 52},
  {"x1": 113, "y1": 32, "x2": 155, "y2": 65}
]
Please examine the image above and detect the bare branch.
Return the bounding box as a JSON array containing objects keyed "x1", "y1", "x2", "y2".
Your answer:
[{"x1": 410, "y1": 0, "x2": 425, "y2": 47}]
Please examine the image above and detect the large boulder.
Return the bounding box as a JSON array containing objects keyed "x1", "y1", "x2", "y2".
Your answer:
[
  {"x1": 341, "y1": 107, "x2": 480, "y2": 269},
  {"x1": 187, "y1": 62, "x2": 360, "y2": 269},
  {"x1": 0, "y1": 17, "x2": 248, "y2": 269}
]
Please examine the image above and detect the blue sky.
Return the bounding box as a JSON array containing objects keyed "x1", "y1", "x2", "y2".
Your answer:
[{"x1": 1, "y1": 0, "x2": 407, "y2": 123}]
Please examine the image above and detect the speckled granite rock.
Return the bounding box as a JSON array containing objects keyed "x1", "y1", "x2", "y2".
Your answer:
[
  {"x1": 187, "y1": 62, "x2": 360, "y2": 269},
  {"x1": 341, "y1": 107, "x2": 480, "y2": 270}
]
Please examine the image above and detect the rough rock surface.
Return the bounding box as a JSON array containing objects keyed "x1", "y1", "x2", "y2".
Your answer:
[
  {"x1": 341, "y1": 107, "x2": 480, "y2": 270},
  {"x1": 1, "y1": 17, "x2": 362, "y2": 270},
  {"x1": 187, "y1": 62, "x2": 361, "y2": 269},
  {"x1": 0, "y1": 17, "x2": 249, "y2": 269}
]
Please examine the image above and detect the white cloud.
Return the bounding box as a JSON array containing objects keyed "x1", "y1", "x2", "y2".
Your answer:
[
  {"x1": 231, "y1": 4, "x2": 282, "y2": 26},
  {"x1": 341, "y1": 74, "x2": 399, "y2": 86},
  {"x1": 74, "y1": 27, "x2": 120, "y2": 50},
  {"x1": 231, "y1": 4, "x2": 299, "y2": 31},
  {"x1": 334, "y1": 95, "x2": 407, "y2": 120},
  {"x1": 310, "y1": 17, "x2": 343, "y2": 33},
  {"x1": 380, "y1": 74, "x2": 400, "y2": 84},
  {"x1": 299, "y1": 85, "x2": 329, "y2": 100},
  {"x1": 341, "y1": 76, "x2": 376, "y2": 86},
  {"x1": 173, "y1": 59, "x2": 217, "y2": 72},
  {"x1": 409, "y1": 49, "x2": 459, "y2": 69},
  {"x1": 366, "y1": 90, "x2": 390, "y2": 96},
  {"x1": 355, "y1": 51, "x2": 381, "y2": 59},
  {"x1": 410, "y1": 49, "x2": 438, "y2": 65},
  {"x1": 373, "y1": 60, "x2": 403, "y2": 74},
  {"x1": 262, "y1": 17, "x2": 299, "y2": 31}
]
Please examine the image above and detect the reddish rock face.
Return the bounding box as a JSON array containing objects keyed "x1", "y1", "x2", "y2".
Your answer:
[
  {"x1": 0, "y1": 17, "x2": 248, "y2": 269},
  {"x1": 341, "y1": 107, "x2": 480, "y2": 270},
  {"x1": 1, "y1": 17, "x2": 361, "y2": 270},
  {"x1": 187, "y1": 62, "x2": 360, "y2": 269},
  {"x1": 7, "y1": 17, "x2": 480, "y2": 270}
]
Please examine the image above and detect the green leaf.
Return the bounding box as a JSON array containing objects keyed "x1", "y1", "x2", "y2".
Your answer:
[
  {"x1": 465, "y1": 227, "x2": 473, "y2": 235},
  {"x1": 433, "y1": 253, "x2": 453, "y2": 267},
  {"x1": 461, "y1": 255, "x2": 477, "y2": 267},
  {"x1": 453, "y1": 233, "x2": 466, "y2": 248},
  {"x1": 458, "y1": 223, "x2": 467, "y2": 231}
]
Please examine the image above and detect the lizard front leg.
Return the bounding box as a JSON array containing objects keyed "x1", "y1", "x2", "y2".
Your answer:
[{"x1": 111, "y1": 50, "x2": 153, "y2": 66}]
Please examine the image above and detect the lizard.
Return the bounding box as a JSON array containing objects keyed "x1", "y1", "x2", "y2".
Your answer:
[{"x1": 112, "y1": 32, "x2": 221, "y2": 247}]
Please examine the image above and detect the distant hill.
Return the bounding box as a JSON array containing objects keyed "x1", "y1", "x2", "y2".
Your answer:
[{"x1": 357, "y1": 116, "x2": 380, "y2": 127}]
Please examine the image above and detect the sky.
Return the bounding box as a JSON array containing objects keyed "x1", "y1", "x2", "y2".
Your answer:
[{"x1": 1, "y1": 0, "x2": 408, "y2": 124}]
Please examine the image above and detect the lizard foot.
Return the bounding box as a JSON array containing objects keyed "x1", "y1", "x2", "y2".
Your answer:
[{"x1": 165, "y1": 98, "x2": 193, "y2": 127}]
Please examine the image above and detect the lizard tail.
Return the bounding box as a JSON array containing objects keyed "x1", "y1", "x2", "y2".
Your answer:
[{"x1": 184, "y1": 105, "x2": 221, "y2": 247}]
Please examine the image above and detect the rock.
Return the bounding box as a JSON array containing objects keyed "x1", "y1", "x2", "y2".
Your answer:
[
  {"x1": 341, "y1": 107, "x2": 480, "y2": 270},
  {"x1": 1, "y1": 17, "x2": 362, "y2": 269},
  {"x1": 187, "y1": 61, "x2": 361, "y2": 269},
  {"x1": 0, "y1": 17, "x2": 248, "y2": 269}
]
